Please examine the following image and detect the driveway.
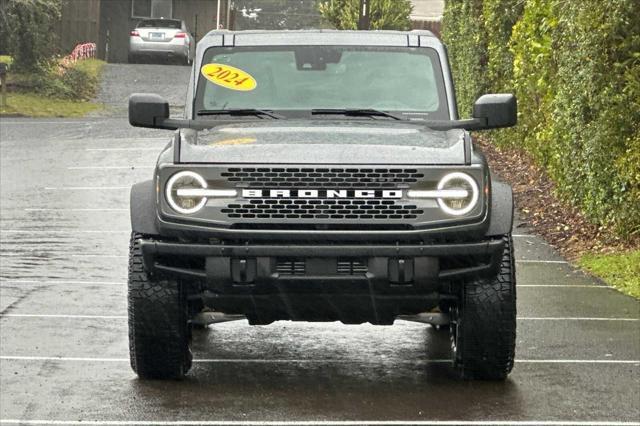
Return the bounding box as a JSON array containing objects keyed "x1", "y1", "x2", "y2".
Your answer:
[
  {"x1": 0, "y1": 64, "x2": 638, "y2": 425},
  {"x1": 94, "y1": 63, "x2": 191, "y2": 117}
]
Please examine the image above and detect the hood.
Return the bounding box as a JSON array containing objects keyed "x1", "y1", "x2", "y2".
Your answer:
[{"x1": 179, "y1": 120, "x2": 467, "y2": 165}]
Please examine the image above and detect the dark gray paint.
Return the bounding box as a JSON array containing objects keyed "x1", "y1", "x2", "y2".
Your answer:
[
  {"x1": 130, "y1": 180, "x2": 159, "y2": 235},
  {"x1": 179, "y1": 121, "x2": 467, "y2": 164},
  {"x1": 486, "y1": 180, "x2": 513, "y2": 236}
]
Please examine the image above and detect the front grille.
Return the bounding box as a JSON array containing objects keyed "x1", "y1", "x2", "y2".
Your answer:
[
  {"x1": 221, "y1": 167, "x2": 425, "y2": 188},
  {"x1": 337, "y1": 259, "x2": 368, "y2": 275},
  {"x1": 276, "y1": 259, "x2": 306, "y2": 275},
  {"x1": 221, "y1": 199, "x2": 424, "y2": 220}
]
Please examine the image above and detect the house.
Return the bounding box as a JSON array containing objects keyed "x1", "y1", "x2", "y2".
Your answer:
[
  {"x1": 52, "y1": 0, "x2": 231, "y2": 63},
  {"x1": 410, "y1": 0, "x2": 443, "y2": 36},
  {"x1": 53, "y1": 0, "x2": 441, "y2": 63},
  {"x1": 99, "y1": 0, "x2": 232, "y2": 63}
]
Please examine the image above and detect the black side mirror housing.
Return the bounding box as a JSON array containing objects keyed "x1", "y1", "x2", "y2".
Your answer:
[
  {"x1": 129, "y1": 93, "x2": 170, "y2": 128},
  {"x1": 472, "y1": 94, "x2": 517, "y2": 129}
]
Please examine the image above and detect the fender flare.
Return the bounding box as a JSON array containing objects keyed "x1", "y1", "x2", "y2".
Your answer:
[
  {"x1": 486, "y1": 180, "x2": 514, "y2": 237},
  {"x1": 130, "y1": 180, "x2": 159, "y2": 236}
]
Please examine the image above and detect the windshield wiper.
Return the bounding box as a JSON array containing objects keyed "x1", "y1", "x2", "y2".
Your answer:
[
  {"x1": 311, "y1": 108, "x2": 403, "y2": 121},
  {"x1": 197, "y1": 109, "x2": 284, "y2": 119}
]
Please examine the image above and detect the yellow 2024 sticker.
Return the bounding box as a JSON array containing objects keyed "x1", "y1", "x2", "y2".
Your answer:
[{"x1": 201, "y1": 63, "x2": 257, "y2": 91}]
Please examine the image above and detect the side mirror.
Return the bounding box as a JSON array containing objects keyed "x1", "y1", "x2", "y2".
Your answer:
[
  {"x1": 472, "y1": 94, "x2": 517, "y2": 129},
  {"x1": 129, "y1": 93, "x2": 170, "y2": 128}
]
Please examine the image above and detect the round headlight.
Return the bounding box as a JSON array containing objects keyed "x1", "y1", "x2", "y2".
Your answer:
[
  {"x1": 166, "y1": 171, "x2": 208, "y2": 214},
  {"x1": 437, "y1": 172, "x2": 479, "y2": 216}
]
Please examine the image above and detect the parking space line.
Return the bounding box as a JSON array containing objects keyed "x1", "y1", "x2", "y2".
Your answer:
[
  {"x1": 86, "y1": 147, "x2": 160, "y2": 152},
  {"x1": 0, "y1": 356, "x2": 638, "y2": 366},
  {"x1": 1, "y1": 314, "x2": 126, "y2": 319},
  {"x1": 0, "y1": 121, "x2": 91, "y2": 125},
  {"x1": 0, "y1": 356, "x2": 128, "y2": 362},
  {"x1": 0, "y1": 420, "x2": 637, "y2": 426},
  {"x1": 44, "y1": 186, "x2": 130, "y2": 190},
  {"x1": 0, "y1": 254, "x2": 125, "y2": 258},
  {"x1": 0, "y1": 230, "x2": 129, "y2": 234},
  {"x1": 2, "y1": 314, "x2": 636, "y2": 322},
  {"x1": 67, "y1": 166, "x2": 154, "y2": 170},
  {"x1": 0, "y1": 280, "x2": 124, "y2": 286},
  {"x1": 518, "y1": 317, "x2": 639, "y2": 321},
  {"x1": 24, "y1": 208, "x2": 128, "y2": 212},
  {"x1": 69, "y1": 254, "x2": 127, "y2": 258},
  {"x1": 517, "y1": 284, "x2": 606, "y2": 288}
]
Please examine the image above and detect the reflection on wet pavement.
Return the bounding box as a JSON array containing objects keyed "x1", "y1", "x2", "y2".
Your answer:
[{"x1": 1, "y1": 64, "x2": 639, "y2": 424}]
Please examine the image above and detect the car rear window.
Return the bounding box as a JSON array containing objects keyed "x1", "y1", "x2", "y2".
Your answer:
[{"x1": 137, "y1": 19, "x2": 181, "y2": 29}]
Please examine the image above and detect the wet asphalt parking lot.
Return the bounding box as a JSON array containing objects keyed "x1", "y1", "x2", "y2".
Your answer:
[{"x1": 0, "y1": 63, "x2": 639, "y2": 425}]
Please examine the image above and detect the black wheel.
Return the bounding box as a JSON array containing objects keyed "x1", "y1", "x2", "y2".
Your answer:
[
  {"x1": 128, "y1": 53, "x2": 137, "y2": 64},
  {"x1": 128, "y1": 233, "x2": 192, "y2": 379},
  {"x1": 450, "y1": 234, "x2": 516, "y2": 380}
]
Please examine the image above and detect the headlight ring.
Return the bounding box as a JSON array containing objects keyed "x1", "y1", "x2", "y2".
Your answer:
[
  {"x1": 165, "y1": 171, "x2": 208, "y2": 215},
  {"x1": 436, "y1": 172, "x2": 479, "y2": 216}
]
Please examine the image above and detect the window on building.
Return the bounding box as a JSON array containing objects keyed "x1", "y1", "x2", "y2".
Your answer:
[{"x1": 132, "y1": 0, "x2": 173, "y2": 18}]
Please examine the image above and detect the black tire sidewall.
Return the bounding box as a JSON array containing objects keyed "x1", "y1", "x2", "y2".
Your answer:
[
  {"x1": 453, "y1": 234, "x2": 517, "y2": 380},
  {"x1": 128, "y1": 233, "x2": 192, "y2": 379}
]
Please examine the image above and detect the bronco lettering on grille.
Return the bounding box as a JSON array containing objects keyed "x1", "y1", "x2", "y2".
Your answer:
[{"x1": 242, "y1": 189, "x2": 403, "y2": 199}]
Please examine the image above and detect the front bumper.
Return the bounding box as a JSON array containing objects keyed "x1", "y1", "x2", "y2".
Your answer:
[
  {"x1": 140, "y1": 237, "x2": 505, "y2": 285},
  {"x1": 140, "y1": 237, "x2": 504, "y2": 324}
]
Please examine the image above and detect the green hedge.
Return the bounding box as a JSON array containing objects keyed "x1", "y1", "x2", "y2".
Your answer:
[
  {"x1": 442, "y1": 0, "x2": 640, "y2": 238},
  {"x1": 0, "y1": 0, "x2": 62, "y2": 72}
]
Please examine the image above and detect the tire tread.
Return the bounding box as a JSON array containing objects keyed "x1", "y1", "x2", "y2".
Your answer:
[
  {"x1": 458, "y1": 234, "x2": 516, "y2": 380},
  {"x1": 128, "y1": 232, "x2": 191, "y2": 379}
]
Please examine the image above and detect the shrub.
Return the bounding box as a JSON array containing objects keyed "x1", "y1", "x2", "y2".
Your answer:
[
  {"x1": 441, "y1": 0, "x2": 486, "y2": 117},
  {"x1": 0, "y1": 0, "x2": 62, "y2": 72},
  {"x1": 442, "y1": 0, "x2": 640, "y2": 238},
  {"x1": 32, "y1": 59, "x2": 104, "y2": 100},
  {"x1": 507, "y1": 0, "x2": 556, "y2": 164},
  {"x1": 549, "y1": 0, "x2": 640, "y2": 237},
  {"x1": 318, "y1": 0, "x2": 413, "y2": 31}
]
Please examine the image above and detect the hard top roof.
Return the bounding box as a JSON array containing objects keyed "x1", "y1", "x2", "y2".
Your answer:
[{"x1": 197, "y1": 29, "x2": 441, "y2": 50}]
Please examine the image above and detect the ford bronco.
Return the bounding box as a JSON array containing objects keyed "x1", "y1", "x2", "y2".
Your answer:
[{"x1": 127, "y1": 30, "x2": 518, "y2": 380}]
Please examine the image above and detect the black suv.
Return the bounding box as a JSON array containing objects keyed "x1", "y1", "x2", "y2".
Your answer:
[{"x1": 127, "y1": 30, "x2": 518, "y2": 380}]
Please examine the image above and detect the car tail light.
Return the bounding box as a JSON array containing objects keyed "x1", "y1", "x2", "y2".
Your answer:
[
  {"x1": 130, "y1": 30, "x2": 139, "y2": 36},
  {"x1": 174, "y1": 32, "x2": 187, "y2": 38}
]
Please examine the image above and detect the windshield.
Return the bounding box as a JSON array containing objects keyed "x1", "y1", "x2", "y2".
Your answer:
[{"x1": 194, "y1": 45, "x2": 449, "y2": 119}]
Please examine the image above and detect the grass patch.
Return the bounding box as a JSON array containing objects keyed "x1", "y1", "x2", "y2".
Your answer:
[
  {"x1": 0, "y1": 55, "x2": 13, "y2": 65},
  {"x1": 0, "y1": 92, "x2": 102, "y2": 117},
  {"x1": 579, "y1": 250, "x2": 640, "y2": 299},
  {"x1": 0, "y1": 58, "x2": 105, "y2": 117}
]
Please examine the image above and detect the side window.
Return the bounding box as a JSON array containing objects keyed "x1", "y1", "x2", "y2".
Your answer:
[{"x1": 132, "y1": 0, "x2": 173, "y2": 18}]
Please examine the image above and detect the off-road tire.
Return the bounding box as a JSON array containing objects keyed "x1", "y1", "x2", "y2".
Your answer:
[
  {"x1": 128, "y1": 232, "x2": 192, "y2": 379},
  {"x1": 451, "y1": 234, "x2": 516, "y2": 380}
]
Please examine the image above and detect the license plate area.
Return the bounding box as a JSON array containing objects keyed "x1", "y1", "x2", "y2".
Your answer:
[{"x1": 149, "y1": 32, "x2": 164, "y2": 40}]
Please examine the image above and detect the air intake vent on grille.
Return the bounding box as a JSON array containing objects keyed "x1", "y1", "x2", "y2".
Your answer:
[
  {"x1": 221, "y1": 167, "x2": 424, "y2": 188},
  {"x1": 276, "y1": 259, "x2": 305, "y2": 275},
  {"x1": 222, "y1": 200, "x2": 424, "y2": 220},
  {"x1": 337, "y1": 259, "x2": 368, "y2": 275}
]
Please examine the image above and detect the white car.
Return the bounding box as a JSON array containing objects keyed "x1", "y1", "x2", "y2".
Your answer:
[{"x1": 128, "y1": 18, "x2": 194, "y2": 65}]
